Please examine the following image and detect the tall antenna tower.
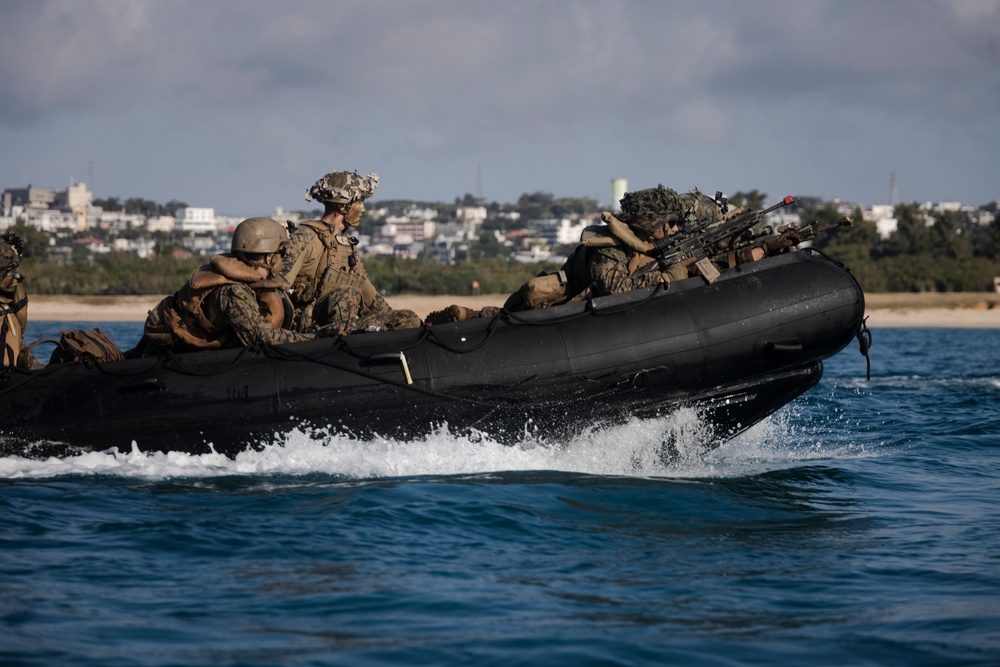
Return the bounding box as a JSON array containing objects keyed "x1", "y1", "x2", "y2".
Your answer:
[
  {"x1": 890, "y1": 169, "x2": 898, "y2": 206},
  {"x1": 475, "y1": 161, "x2": 483, "y2": 200}
]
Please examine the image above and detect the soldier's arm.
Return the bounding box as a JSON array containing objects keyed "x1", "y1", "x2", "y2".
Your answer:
[
  {"x1": 589, "y1": 248, "x2": 664, "y2": 297},
  {"x1": 279, "y1": 228, "x2": 316, "y2": 286},
  {"x1": 216, "y1": 284, "x2": 315, "y2": 346}
]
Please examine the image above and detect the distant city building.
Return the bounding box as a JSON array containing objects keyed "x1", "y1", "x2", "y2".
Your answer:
[
  {"x1": 175, "y1": 207, "x2": 217, "y2": 233},
  {"x1": 496, "y1": 210, "x2": 521, "y2": 223},
  {"x1": 456, "y1": 206, "x2": 487, "y2": 223},
  {"x1": 112, "y1": 238, "x2": 157, "y2": 258},
  {"x1": 611, "y1": 178, "x2": 628, "y2": 212},
  {"x1": 146, "y1": 215, "x2": 176, "y2": 234},
  {"x1": 379, "y1": 217, "x2": 436, "y2": 247},
  {"x1": 65, "y1": 182, "x2": 93, "y2": 210},
  {"x1": 866, "y1": 204, "x2": 898, "y2": 239},
  {"x1": 0, "y1": 176, "x2": 997, "y2": 266},
  {"x1": 535, "y1": 217, "x2": 592, "y2": 247},
  {"x1": 3, "y1": 185, "x2": 57, "y2": 217},
  {"x1": 177, "y1": 235, "x2": 217, "y2": 252}
]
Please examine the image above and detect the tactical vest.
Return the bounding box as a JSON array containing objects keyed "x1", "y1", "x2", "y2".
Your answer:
[
  {"x1": 146, "y1": 255, "x2": 288, "y2": 351},
  {"x1": 1, "y1": 283, "x2": 28, "y2": 368},
  {"x1": 505, "y1": 224, "x2": 647, "y2": 311},
  {"x1": 292, "y1": 221, "x2": 378, "y2": 308}
]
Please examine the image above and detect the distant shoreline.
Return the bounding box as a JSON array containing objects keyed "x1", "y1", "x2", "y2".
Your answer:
[{"x1": 26, "y1": 292, "x2": 1000, "y2": 328}]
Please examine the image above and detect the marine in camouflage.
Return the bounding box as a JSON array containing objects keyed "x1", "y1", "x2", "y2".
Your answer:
[
  {"x1": 143, "y1": 279, "x2": 312, "y2": 353},
  {"x1": 209, "y1": 283, "x2": 314, "y2": 347},
  {"x1": 143, "y1": 249, "x2": 313, "y2": 353},
  {"x1": 283, "y1": 174, "x2": 422, "y2": 336},
  {"x1": 619, "y1": 185, "x2": 723, "y2": 236},
  {"x1": 579, "y1": 246, "x2": 686, "y2": 299},
  {"x1": 0, "y1": 233, "x2": 33, "y2": 368},
  {"x1": 280, "y1": 223, "x2": 323, "y2": 304},
  {"x1": 312, "y1": 286, "x2": 421, "y2": 336}
]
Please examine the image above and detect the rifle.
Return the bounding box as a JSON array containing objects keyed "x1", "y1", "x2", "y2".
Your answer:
[
  {"x1": 634, "y1": 195, "x2": 796, "y2": 282},
  {"x1": 722, "y1": 215, "x2": 855, "y2": 259}
]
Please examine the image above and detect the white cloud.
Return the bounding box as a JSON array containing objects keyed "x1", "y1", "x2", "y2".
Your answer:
[{"x1": 0, "y1": 0, "x2": 997, "y2": 211}]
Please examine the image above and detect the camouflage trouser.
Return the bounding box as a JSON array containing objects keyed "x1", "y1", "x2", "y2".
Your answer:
[{"x1": 312, "y1": 286, "x2": 422, "y2": 335}]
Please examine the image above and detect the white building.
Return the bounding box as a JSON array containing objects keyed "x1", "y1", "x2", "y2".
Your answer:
[
  {"x1": 146, "y1": 215, "x2": 176, "y2": 233},
  {"x1": 379, "y1": 216, "x2": 436, "y2": 246},
  {"x1": 96, "y1": 210, "x2": 145, "y2": 233},
  {"x1": 866, "y1": 204, "x2": 898, "y2": 239},
  {"x1": 536, "y1": 217, "x2": 591, "y2": 247},
  {"x1": 112, "y1": 238, "x2": 157, "y2": 258},
  {"x1": 65, "y1": 182, "x2": 93, "y2": 210},
  {"x1": 6, "y1": 206, "x2": 80, "y2": 232},
  {"x1": 175, "y1": 207, "x2": 217, "y2": 233},
  {"x1": 455, "y1": 206, "x2": 487, "y2": 224}
]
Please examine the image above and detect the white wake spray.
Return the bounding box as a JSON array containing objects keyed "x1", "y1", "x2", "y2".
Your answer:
[{"x1": 0, "y1": 405, "x2": 885, "y2": 481}]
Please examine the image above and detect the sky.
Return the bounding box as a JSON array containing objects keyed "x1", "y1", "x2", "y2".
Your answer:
[{"x1": 1, "y1": 0, "x2": 998, "y2": 217}]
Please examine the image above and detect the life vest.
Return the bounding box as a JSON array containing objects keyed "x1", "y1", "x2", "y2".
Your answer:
[
  {"x1": 290, "y1": 221, "x2": 378, "y2": 309},
  {"x1": 505, "y1": 219, "x2": 654, "y2": 311},
  {"x1": 145, "y1": 254, "x2": 289, "y2": 351}
]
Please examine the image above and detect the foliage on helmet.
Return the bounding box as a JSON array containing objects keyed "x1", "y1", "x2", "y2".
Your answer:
[
  {"x1": 619, "y1": 185, "x2": 722, "y2": 235},
  {"x1": 0, "y1": 232, "x2": 24, "y2": 271},
  {"x1": 305, "y1": 171, "x2": 379, "y2": 205}
]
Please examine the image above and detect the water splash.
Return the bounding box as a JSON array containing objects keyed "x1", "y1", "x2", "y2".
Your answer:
[{"x1": 0, "y1": 405, "x2": 891, "y2": 481}]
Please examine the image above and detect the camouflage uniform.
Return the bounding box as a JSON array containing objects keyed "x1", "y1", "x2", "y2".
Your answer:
[
  {"x1": 143, "y1": 254, "x2": 314, "y2": 353},
  {"x1": 281, "y1": 170, "x2": 421, "y2": 336},
  {"x1": 583, "y1": 246, "x2": 675, "y2": 298},
  {"x1": 1, "y1": 233, "x2": 37, "y2": 368}
]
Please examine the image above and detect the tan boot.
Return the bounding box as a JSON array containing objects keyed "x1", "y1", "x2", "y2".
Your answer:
[
  {"x1": 448, "y1": 305, "x2": 480, "y2": 321},
  {"x1": 425, "y1": 305, "x2": 480, "y2": 325}
]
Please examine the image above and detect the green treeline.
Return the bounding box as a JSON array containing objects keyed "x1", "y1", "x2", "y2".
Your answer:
[
  {"x1": 18, "y1": 252, "x2": 552, "y2": 297},
  {"x1": 22, "y1": 254, "x2": 209, "y2": 295},
  {"x1": 13, "y1": 200, "x2": 1000, "y2": 295},
  {"x1": 803, "y1": 202, "x2": 1000, "y2": 292}
]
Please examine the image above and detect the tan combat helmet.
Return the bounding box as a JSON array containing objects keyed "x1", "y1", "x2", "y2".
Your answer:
[
  {"x1": 305, "y1": 171, "x2": 379, "y2": 205},
  {"x1": 231, "y1": 217, "x2": 289, "y2": 263}
]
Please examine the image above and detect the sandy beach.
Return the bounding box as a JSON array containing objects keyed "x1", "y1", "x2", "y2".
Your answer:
[{"x1": 26, "y1": 292, "x2": 1000, "y2": 328}]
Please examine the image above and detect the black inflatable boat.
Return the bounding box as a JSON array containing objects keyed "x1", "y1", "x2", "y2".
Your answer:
[{"x1": 0, "y1": 249, "x2": 867, "y2": 458}]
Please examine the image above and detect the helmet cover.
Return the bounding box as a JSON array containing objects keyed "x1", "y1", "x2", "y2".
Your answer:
[{"x1": 305, "y1": 171, "x2": 379, "y2": 205}]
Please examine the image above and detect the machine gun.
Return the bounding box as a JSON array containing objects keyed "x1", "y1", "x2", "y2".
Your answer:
[
  {"x1": 634, "y1": 195, "x2": 796, "y2": 283},
  {"x1": 720, "y1": 215, "x2": 855, "y2": 261}
]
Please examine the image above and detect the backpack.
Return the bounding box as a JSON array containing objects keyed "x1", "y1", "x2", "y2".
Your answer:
[{"x1": 47, "y1": 328, "x2": 125, "y2": 365}]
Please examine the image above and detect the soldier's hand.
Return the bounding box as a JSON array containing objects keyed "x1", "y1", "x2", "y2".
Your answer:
[
  {"x1": 782, "y1": 228, "x2": 801, "y2": 245},
  {"x1": 764, "y1": 229, "x2": 800, "y2": 255},
  {"x1": 662, "y1": 256, "x2": 699, "y2": 282},
  {"x1": 315, "y1": 324, "x2": 340, "y2": 338}
]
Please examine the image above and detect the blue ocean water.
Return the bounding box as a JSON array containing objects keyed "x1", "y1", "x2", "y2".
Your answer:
[{"x1": 2, "y1": 322, "x2": 999, "y2": 666}]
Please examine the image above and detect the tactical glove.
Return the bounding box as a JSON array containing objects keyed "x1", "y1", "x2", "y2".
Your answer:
[{"x1": 764, "y1": 229, "x2": 801, "y2": 255}]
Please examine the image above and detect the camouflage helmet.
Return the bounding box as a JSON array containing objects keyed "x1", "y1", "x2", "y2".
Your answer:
[
  {"x1": 619, "y1": 185, "x2": 722, "y2": 235},
  {"x1": 305, "y1": 170, "x2": 379, "y2": 205},
  {"x1": 231, "y1": 217, "x2": 289, "y2": 255},
  {"x1": 0, "y1": 232, "x2": 23, "y2": 271}
]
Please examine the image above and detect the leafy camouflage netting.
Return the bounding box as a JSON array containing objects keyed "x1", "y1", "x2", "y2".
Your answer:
[
  {"x1": 305, "y1": 171, "x2": 379, "y2": 205},
  {"x1": 619, "y1": 185, "x2": 722, "y2": 234},
  {"x1": 1, "y1": 233, "x2": 22, "y2": 272}
]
